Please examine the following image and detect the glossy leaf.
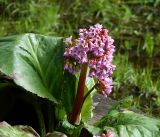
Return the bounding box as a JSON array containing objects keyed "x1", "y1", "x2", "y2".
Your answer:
[
  {"x1": 95, "y1": 110, "x2": 160, "y2": 137},
  {"x1": 0, "y1": 121, "x2": 40, "y2": 137},
  {"x1": 81, "y1": 76, "x2": 95, "y2": 122},
  {"x1": 71, "y1": 123, "x2": 102, "y2": 137},
  {"x1": 57, "y1": 119, "x2": 76, "y2": 135},
  {"x1": 62, "y1": 72, "x2": 77, "y2": 116},
  {"x1": 0, "y1": 34, "x2": 64, "y2": 104},
  {"x1": 83, "y1": 123, "x2": 103, "y2": 135}
]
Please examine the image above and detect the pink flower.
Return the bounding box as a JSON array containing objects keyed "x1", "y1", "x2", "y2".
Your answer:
[
  {"x1": 64, "y1": 36, "x2": 72, "y2": 45},
  {"x1": 64, "y1": 24, "x2": 116, "y2": 96},
  {"x1": 97, "y1": 78, "x2": 113, "y2": 96},
  {"x1": 93, "y1": 130, "x2": 115, "y2": 137}
]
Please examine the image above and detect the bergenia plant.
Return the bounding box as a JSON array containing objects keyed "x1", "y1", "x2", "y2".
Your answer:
[
  {"x1": 64, "y1": 24, "x2": 116, "y2": 124},
  {"x1": 0, "y1": 24, "x2": 160, "y2": 137}
]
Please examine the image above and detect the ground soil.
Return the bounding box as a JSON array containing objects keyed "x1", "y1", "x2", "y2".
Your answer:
[{"x1": 88, "y1": 93, "x2": 116, "y2": 124}]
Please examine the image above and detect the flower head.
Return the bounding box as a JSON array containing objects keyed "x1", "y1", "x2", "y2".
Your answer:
[{"x1": 64, "y1": 24, "x2": 115, "y2": 96}]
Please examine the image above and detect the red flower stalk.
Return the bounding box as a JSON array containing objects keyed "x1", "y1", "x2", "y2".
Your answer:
[{"x1": 69, "y1": 63, "x2": 88, "y2": 124}]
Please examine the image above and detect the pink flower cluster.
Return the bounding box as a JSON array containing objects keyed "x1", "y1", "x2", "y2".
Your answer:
[
  {"x1": 93, "y1": 130, "x2": 115, "y2": 137},
  {"x1": 64, "y1": 24, "x2": 115, "y2": 96}
]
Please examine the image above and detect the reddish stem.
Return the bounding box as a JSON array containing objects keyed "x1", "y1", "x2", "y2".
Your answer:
[{"x1": 69, "y1": 63, "x2": 88, "y2": 124}]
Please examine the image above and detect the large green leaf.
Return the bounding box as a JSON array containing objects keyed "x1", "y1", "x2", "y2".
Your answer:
[
  {"x1": 0, "y1": 121, "x2": 40, "y2": 137},
  {"x1": 81, "y1": 76, "x2": 95, "y2": 121},
  {"x1": 95, "y1": 110, "x2": 160, "y2": 137},
  {"x1": 0, "y1": 34, "x2": 64, "y2": 104},
  {"x1": 61, "y1": 72, "x2": 77, "y2": 116},
  {"x1": 71, "y1": 123, "x2": 102, "y2": 137}
]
